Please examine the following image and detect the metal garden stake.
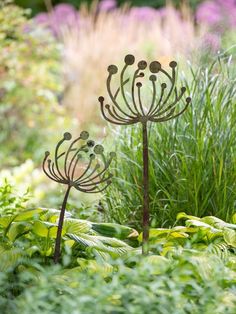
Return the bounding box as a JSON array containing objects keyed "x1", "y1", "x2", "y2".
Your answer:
[
  {"x1": 42, "y1": 131, "x2": 115, "y2": 263},
  {"x1": 98, "y1": 54, "x2": 191, "y2": 254}
]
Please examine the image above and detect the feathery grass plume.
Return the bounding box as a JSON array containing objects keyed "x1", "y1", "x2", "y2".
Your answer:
[
  {"x1": 98, "y1": 55, "x2": 191, "y2": 254},
  {"x1": 56, "y1": 2, "x2": 199, "y2": 127},
  {"x1": 42, "y1": 131, "x2": 115, "y2": 263}
]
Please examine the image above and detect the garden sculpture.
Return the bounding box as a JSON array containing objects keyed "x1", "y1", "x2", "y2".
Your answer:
[
  {"x1": 98, "y1": 54, "x2": 191, "y2": 254},
  {"x1": 43, "y1": 131, "x2": 115, "y2": 263}
]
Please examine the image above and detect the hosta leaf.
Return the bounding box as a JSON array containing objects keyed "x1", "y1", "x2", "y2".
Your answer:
[
  {"x1": 0, "y1": 215, "x2": 15, "y2": 228},
  {"x1": 176, "y1": 212, "x2": 201, "y2": 221},
  {"x1": 7, "y1": 221, "x2": 32, "y2": 241},
  {"x1": 39, "y1": 208, "x2": 71, "y2": 223},
  {"x1": 64, "y1": 218, "x2": 91, "y2": 234},
  {"x1": 15, "y1": 209, "x2": 43, "y2": 221},
  {"x1": 201, "y1": 216, "x2": 236, "y2": 230},
  {"x1": 138, "y1": 228, "x2": 189, "y2": 243},
  {"x1": 25, "y1": 245, "x2": 41, "y2": 257},
  {"x1": 172, "y1": 226, "x2": 198, "y2": 233},
  {"x1": 77, "y1": 258, "x2": 113, "y2": 276},
  {"x1": 32, "y1": 220, "x2": 62, "y2": 238},
  {"x1": 227, "y1": 256, "x2": 236, "y2": 271},
  {"x1": 142, "y1": 255, "x2": 170, "y2": 274},
  {"x1": 94, "y1": 235, "x2": 131, "y2": 248},
  {"x1": 188, "y1": 255, "x2": 221, "y2": 281},
  {"x1": 91, "y1": 222, "x2": 138, "y2": 239},
  {"x1": 67, "y1": 233, "x2": 131, "y2": 259},
  {"x1": 223, "y1": 229, "x2": 236, "y2": 248},
  {"x1": 185, "y1": 219, "x2": 221, "y2": 233},
  {"x1": 0, "y1": 246, "x2": 25, "y2": 272},
  {"x1": 208, "y1": 242, "x2": 230, "y2": 260}
]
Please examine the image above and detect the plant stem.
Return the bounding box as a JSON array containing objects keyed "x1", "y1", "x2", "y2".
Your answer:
[
  {"x1": 142, "y1": 121, "x2": 149, "y2": 255},
  {"x1": 54, "y1": 185, "x2": 71, "y2": 264}
]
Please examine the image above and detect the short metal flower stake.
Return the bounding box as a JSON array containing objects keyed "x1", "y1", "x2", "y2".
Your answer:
[
  {"x1": 98, "y1": 54, "x2": 191, "y2": 254},
  {"x1": 42, "y1": 131, "x2": 115, "y2": 263}
]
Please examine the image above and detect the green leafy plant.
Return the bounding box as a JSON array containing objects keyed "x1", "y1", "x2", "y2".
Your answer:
[
  {"x1": 0, "y1": 206, "x2": 138, "y2": 272},
  {"x1": 135, "y1": 212, "x2": 236, "y2": 270},
  {"x1": 0, "y1": 249, "x2": 235, "y2": 314},
  {"x1": 0, "y1": 1, "x2": 65, "y2": 166},
  {"x1": 0, "y1": 180, "x2": 29, "y2": 215}
]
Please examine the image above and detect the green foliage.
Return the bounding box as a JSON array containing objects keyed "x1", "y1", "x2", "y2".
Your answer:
[
  {"x1": 0, "y1": 251, "x2": 235, "y2": 314},
  {"x1": 0, "y1": 206, "x2": 138, "y2": 271},
  {"x1": 135, "y1": 212, "x2": 236, "y2": 268},
  {"x1": 0, "y1": 180, "x2": 29, "y2": 215},
  {"x1": 0, "y1": 1, "x2": 67, "y2": 166},
  {"x1": 104, "y1": 56, "x2": 236, "y2": 228},
  {"x1": 0, "y1": 185, "x2": 235, "y2": 313}
]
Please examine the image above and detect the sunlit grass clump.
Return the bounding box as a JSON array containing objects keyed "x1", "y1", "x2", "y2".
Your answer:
[{"x1": 104, "y1": 55, "x2": 236, "y2": 228}]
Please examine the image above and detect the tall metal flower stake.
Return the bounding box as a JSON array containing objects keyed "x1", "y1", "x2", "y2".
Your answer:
[
  {"x1": 98, "y1": 54, "x2": 191, "y2": 254},
  {"x1": 43, "y1": 131, "x2": 115, "y2": 263}
]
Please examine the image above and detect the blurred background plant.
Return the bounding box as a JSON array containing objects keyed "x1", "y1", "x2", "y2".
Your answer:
[{"x1": 0, "y1": 1, "x2": 75, "y2": 168}]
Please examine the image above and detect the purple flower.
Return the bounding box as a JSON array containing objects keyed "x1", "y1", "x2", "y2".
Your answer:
[
  {"x1": 158, "y1": 6, "x2": 180, "y2": 20},
  {"x1": 203, "y1": 33, "x2": 221, "y2": 52},
  {"x1": 196, "y1": 1, "x2": 221, "y2": 25},
  {"x1": 196, "y1": 0, "x2": 236, "y2": 28},
  {"x1": 34, "y1": 12, "x2": 49, "y2": 25},
  {"x1": 128, "y1": 7, "x2": 159, "y2": 22},
  {"x1": 34, "y1": 3, "x2": 80, "y2": 36},
  {"x1": 98, "y1": 0, "x2": 117, "y2": 12},
  {"x1": 51, "y1": 4, "x2": 78, "y2": 28}
]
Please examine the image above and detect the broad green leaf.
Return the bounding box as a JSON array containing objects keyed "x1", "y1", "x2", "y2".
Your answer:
[
  {"x1": 223, "y1": 229, "x2": 236, "y2": 248},
  {"x1": 0, "y1": 246, "x2": 24, "y2": 272},
  {"x1": 227, "y1": 256, "x2": 236, "y2": 271},
  {"x1": 77, "y1": 258, "x2": 113, "y2": 276},
  {"x1": 185, "y1": 219, "x2": 219, "y2": 231},
  {"x1": 202, "y1": 216, "x2": 236, "y2": 230},
  {"x1": 7, "y1": 221, "x2": 32, "y2": 241},
  {"x1": 15, "y1": 208, "x2": 43, "y2": 221},
  {"x1": 142, "y1": 255, "x2": 170, "y2": 274},
  {"x1": 67, "y1": 233, "x2": 131, "y2": 259},
  {"x1": 176, "y1": 212, "x2": 201, "y2": 221},
  {"x1": 92, "y1": 222, "x2": 138, "y2": 239},
  {"x1": 138, "y1": 228, "x2": 189, "y2": 243},
  {"x1": 64, "y1": 218, "x2": 91, "y2": 234},
  {"x1": 208, "y1": 242, "x2": 229, "y2": 260},
  {"x1": 0, "y1": 215, "x2": 15, "y2": 228},
  {"x1": 32, "y1": 220, "x2": 62, "y2": 238},
  {"x1": 39, "y1": 208, "x2": 71, "y2": 223},
  {"x1": 172, "y1": 226, "x2": 198, "y2": 233}
]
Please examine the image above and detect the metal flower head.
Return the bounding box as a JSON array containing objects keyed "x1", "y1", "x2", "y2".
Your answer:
[
  {"x1": 98, "y1": 54, "x2": 191, "y2": 125},
  {"x1": 98, "y1": 54, "x2": 191, "y2": 255},
  {"x1": 42, "y1": 131, "x2": 115, "y2": 263},
  {"x1": 43, "y1": 131, "x2": 115, "y2": 193}
]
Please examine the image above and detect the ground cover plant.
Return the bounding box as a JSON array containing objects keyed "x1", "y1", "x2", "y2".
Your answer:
[{"x1": 0, "y1": 187, "x2": 236, "y2": 313}]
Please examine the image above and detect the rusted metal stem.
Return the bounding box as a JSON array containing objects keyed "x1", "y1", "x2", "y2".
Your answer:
[
  {"x1": 142, "y1": 121, "x2": 149, "y2": 255},
  {"x1": 54, "y1": 185, "x2": 71, "y2": 263}
]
